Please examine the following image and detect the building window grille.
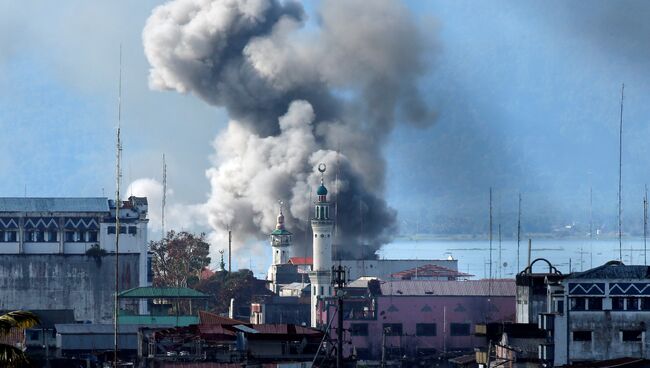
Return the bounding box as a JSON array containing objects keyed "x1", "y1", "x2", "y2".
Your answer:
[
  {"x1": 65, "y1": 231, "x2": 75, "y2": 242},
  {"x1": 383, "y1": 323, "x2": 403, "y2": 336},
  {"x1": 570, "y1": 297, "x2": 586, "y2": 311},
  {"x1": 47, "y1": 231, "x2": 58, "y2": 242},
  {"x1": 627, "y1": 297, "x2": 640, "y2": 311},
  {"x1": 641, "y1": 298, "x2": 650, "y2": 311},
  {"x1": 76, "y1": 231, "x2": 85, "y2": 242},
  {"x1": 416, "y1": 323, "x2": 437, "y2": 336},
  {"x1": 88, "y1": 231, "x2": 98, "y2": 242},
  {"x1": 107, "y1": 226, "x2": 116, "y2": 234},
  {"x1": 612, "y1": 297, "x2": 625, "y2": 311},
  {"x1": 351, "y1": 323, "x2": 369, "y2": 336},
  {"x1": 450, "y1": 323, "x2": 470, "y2": 336},
  {"x1": 573, "y1": 331, "x2": 592, "y2": 341},
  {"x1": 128, "y1": 226, "x2": 137, "y2": 235},
  {"x1": 587, "y1": 298, "x2": 603, "y2": 311},
  {"x1": 6, "y1": 231, "x2": 17, "y2": 242},
  {"x1": 622, "y1": 330, "x2": 643, "y2": 342},
  {"x1": 119, "y1": 226, "x2": 127, "y2": 234}
]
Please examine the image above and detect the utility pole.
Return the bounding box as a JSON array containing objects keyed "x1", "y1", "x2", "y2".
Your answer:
[
  {"x1": 618, "y1": 83, "x2": 625, "y2": 261},
  {"x1": 489, "y1": 188, "x2": 493, "y2": 295},
  {"x1": 332, "y1": 265, "x2": 347, "y2": 368},
  {"x1": 644, "y1": 184, "x2": 648, "y2": 265},
  {"x1": 590, "y1": 186, "x2": 593, "y2": 269},
  {"x1": 498, "y1": 223, "x2": 502, "y2": 278},
  {"x1": 113, "y1": 45, "x2": 123, "y2": 368},
  {"x1": 162, "y1": 154, "x2": 167, "y2": 240},
  {"x1": 228, "y1": 227, "x2": 232, "y2": 273},
  {"x1": 517, "y1": 193, "x2": 521, "y2": 273}
]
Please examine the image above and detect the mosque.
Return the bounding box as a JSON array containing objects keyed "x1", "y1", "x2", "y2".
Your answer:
[{"x1": 266, "y1": 164, "x2": 460, "y2": 327}]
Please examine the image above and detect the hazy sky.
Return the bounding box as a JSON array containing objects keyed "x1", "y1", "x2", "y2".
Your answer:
[{"x1": 2, "y1": 0, "x2": 650, "y2": 245}]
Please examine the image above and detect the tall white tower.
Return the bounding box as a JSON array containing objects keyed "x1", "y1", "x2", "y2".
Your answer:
[
  {"x1": 267, "y1": 202, "x2": 293, "y2": 291},
  {"x1": 309, "y1": 163, "x2": 334, "y2": 327},
  {"x1": 270, "y1": 202, "x2": 292, "y2": 265}
]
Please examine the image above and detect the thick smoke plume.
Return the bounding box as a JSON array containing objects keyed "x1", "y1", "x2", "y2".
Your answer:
[{"x1": 143, "y1": 0, "x2": 432, "y2": 259}]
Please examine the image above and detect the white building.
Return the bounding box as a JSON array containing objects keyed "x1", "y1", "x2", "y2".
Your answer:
[
  {"x1": 267, "y1": 204, "x2": 294, "y2": 293},
  {"x1": 308, "y1": 164, "x2": 334, "y2": 328},
  {"x1": 0, "y1": 196, "x2": 151, "y2": 322}
]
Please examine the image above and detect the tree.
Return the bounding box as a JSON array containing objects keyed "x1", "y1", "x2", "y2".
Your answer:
[
  {"x1": 194, "y1": 269, "x2": 273, "y2": 315},
  {"x1": 150, "y1": 231, "x2": 211, "y2": 287},
  {"x1": 0, "y1": 311, "x2": 39, "y2": 367}
]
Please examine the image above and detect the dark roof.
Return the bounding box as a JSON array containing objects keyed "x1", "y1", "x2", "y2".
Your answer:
[
  {"x1": 31, "y1": 310, "x2": 75, "y2": 329},
  {"x1": 0, "y1": 197, "x2": 109, "y2": 213},
  {"x1": 568, "y1": 261, "x2": 650, "y2": 280},
  {"x1": 199, "y1": 311, "x2": 245, "y2": 325},
  {"x1": 380, "y1": 279, "x2": 515, "y2": 296},
  {"x1": 55, "y1": 324, "x2": 142, "y2": 334},
  {"x1": 118, "y1": 287, "x2": 209, "y2": 299}
]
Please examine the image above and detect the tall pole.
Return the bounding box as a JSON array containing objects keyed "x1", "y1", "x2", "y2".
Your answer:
[
  {"x1": 643, "y1": 184, "x2": 648, "y2": 266},
  {"x1": 489, "y1": 188, "x2": 493, "y2": 294},
  {"x1": 113, "y1": 45, "x2": 123, "y2": 368},
  {"x1": 228, "y1": 228, "x2": 232, "y2": 273},
  {"x1": 333, "y1": 266, "x2": 346, "y2": 368},
  {"x1": 527, "y1": 238, "x2": 532, "y2": 269},
  {"x1": 162, "y1": 154, "x2": 167, "y2": 240},
  {"x1": 498, "y1": 223, "x2": 502, "y2": 278},
  {"x1": 590, "y1": 187, "x2": 593, "y2": 269},
  {"x1": 618, "y1": 83, "x2": 624, "y2": 261},
  {"x1": 517, "y1": 193, "x2": 521, "y2": 273}
]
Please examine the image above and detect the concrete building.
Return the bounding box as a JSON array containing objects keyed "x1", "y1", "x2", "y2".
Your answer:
[
  {"x1": 267, "y1": 204, "x2": 295, "y2": 293},
  {"x1": 0, "y1": 196, "x2": 151, "y2": 322},
  {"x1": 540, "y1": 261, "x2": 650, "y2": 366},
  {"x1": 320, "y1": 279, "x2": 516, "y2": 360}
]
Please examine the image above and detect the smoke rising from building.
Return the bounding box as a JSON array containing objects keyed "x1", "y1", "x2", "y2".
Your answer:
[{"x1": 142, "y1": 0, "x2": 433, "y2": 258}]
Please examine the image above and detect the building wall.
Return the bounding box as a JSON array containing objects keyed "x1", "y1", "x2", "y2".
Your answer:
[
  {"x1": 340, "y1": 259, "x2": 458, "y2": 281},
  {"x1": 0, "y1": 254, "x2": 140, "y2": 323},
  {"x1": 334, "y1": 294, "x2": 515, "y2": 359}
]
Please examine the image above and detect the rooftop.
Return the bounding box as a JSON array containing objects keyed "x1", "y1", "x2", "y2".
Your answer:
[
  {"x1": 391, "y1": 264, "x2": 473, "y2": 280},
  {"x1": 0, "y1": 197, "x2": 109, "y2": 213},
  {"x1": 379, "y1": 279, "x2": 516, "y2": 297},
  {"x1": 288, "y1": 257, "x2": 313, "y2": 265},
  {"x1": 568, "y1": 261, "x2": 650, "y2": 280},
  {"x1": 118, "y1": 286, "x2": 209, "y2": 299}
]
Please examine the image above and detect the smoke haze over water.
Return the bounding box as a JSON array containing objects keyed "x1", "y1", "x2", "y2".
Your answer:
[{"x1": 142, "y1": 0, "x2": 434, "y2": 258}]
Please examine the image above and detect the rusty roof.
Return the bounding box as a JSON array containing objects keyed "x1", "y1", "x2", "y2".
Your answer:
[
  {"x1": 288, "y1": 257, "x2": 313, "y2": 265},
  {"x1": 380, "y1": 279, "x2": 515, "y2": 296},
  {"x1": 391, "y1": 264, "x2": 473, "y2": 279},
  {"x1": 198, "y1": 310, "x2": 245, "y2": 325}
]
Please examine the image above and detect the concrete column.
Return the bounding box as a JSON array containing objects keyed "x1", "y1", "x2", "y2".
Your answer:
[
  {"x1": 18, "y1": 216, "x2": 24, "y2": 254},
  {"x1": 58, "y1": 217, "x2": 64, "y2": 254}
]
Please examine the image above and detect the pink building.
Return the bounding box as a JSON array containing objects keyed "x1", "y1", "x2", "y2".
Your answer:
[{"x1": 319, "y1": 279, "x2": 516, "y2": 360}]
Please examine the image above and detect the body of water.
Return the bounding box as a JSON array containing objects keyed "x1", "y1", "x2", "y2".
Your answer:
[{"x1": 378, "y1": 238, "x2": 650, "y2": 279}]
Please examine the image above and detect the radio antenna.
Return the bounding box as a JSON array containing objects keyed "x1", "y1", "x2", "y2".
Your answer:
[{"x1": 113, "y1": 44, "x2": 123, "y2": 368}]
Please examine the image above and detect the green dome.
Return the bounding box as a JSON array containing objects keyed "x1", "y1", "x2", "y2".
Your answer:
[{"x1": 317, "y1": 184, "x2": 328, "y2": 196}]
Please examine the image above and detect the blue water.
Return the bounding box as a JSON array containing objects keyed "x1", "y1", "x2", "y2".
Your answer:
[{"x1": 378, "y1": 238, "x2": 650, "y2": 279}]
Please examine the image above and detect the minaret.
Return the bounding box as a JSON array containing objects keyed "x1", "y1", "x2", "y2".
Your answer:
[
  {"x1": 267, "y1": 201, "x2": 293, "y2": 292},
  {"x1": 309, "y1": 163, "x2": 334, "y2": 327},
  {"x1": 270, "y1": 201, "x2": 292, "y2": 265}
]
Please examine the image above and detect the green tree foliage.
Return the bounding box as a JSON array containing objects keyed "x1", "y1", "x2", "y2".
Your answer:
[
  {"x1": 150, "y1": 231, "x2": 211, "y2": 287},
  {"x1": 0, "y1": 311, "x2": 39, "y2": 367},
  {"x1": 193, "y1": 269, "x2": 271, "y2": 315}
]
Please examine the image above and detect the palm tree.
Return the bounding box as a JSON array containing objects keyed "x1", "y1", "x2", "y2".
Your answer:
[{"x1": 0, "y1": 311, "x2": 40, "y2": 367}]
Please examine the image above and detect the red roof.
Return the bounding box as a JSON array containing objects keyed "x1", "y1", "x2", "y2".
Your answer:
[
  {"x1": 200, "y1": 267, "x2": 215, "y2": 280},
  {"x1": 199, "y1": 310, "x2": 245, "y2": 325},
  {"x1": 391, "y1": 264, "x2": 473, "y2": 279},
  {"x1": 288, "y1": 257, "x2": 313, "y2": 265}
]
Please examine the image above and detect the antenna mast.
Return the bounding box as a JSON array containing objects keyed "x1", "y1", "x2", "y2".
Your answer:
[
  {"x1": 644, "y1": 184, "x2": 648, "y2": 265},
  {"x1": 590, "y1": 186, "x2": 593, "y2": 269},
  {"x1": 488, "y1": 188, "x2": 493, "y2": 292},
  {"x1": 162, "y1": 154, "x2": 167, "y2": 240},
  {"x1": 335, "y1": 146, "x2": 340, "y2": 263},
  {"x1": 517, "y1": 193, "x2": 521, "y2": 273},
  {"x1": 618, "y1": 83, "x2": 624, "y2": 261},
  {"x1": 113, "y1": 45, "x2": 123, "y2": 368}
]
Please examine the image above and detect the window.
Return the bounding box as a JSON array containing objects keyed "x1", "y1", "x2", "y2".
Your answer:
[
  {"x1": 570, "y1": 297, "x2": 586, "y2": 311},
  {"x1": 613, "y1": 297, "x2": 625, "y2": 311},
  {"x1": 416, "y1": 323, "x2": 437, "y2": 336},
  {"x1": 627, "y1": 298, "x2": 639, "y2": 311},
  {"x1": 6, "y1": 231, "x2": 16, "y2": 242},
  {"x1": 641, "y1": 298, "x2": 650, "y2": 311},
  {"x1": 147, "y1": 257, "x2": 153, "y2": 283},
  {"x1": 65, "y1": 231, "x2": 75, "y2": 242},
  {"x1": 450, "y1": 323, "x2": 470, "y2": 336},
  {"x1": 107, "y1": 226, "x2": 116, "y2": 234},
  {"x1": 28, "y1": 331, "x2": 39, "y2": 341},
  {"x1": 587, "y1": 298, "x2": 602, "y2": 311},
  {"x1": 320, "y1": 286, "x2": 324, "y2": 295},
  {"x1": 47, "y1": 231, "x2": 58, "y2": 242},
  {"x1": 351, "y1": 323, "x2": 369, "y2": 336},
  {"x1": 382, "y1": 323, "x2": 402, "y2": 336},
  {"x1": 556, "y1": 300, "x2": 564, "y2": 313},
  {"x1": 76, "y1": 231, "x2": 85, "y2": 242},
  {"x1": 0, "y1": 231, "x2": 5, "y2": 242},
  {"x1": 622, "y1": 330, "x2": 642, "y2": 342},
  {"x1": 88, "y1": 231, "x2": 98, "y2": 242},
  {"x1": 128, "y1": 226, "x2": 137, "y2": 235},
  {"x1": 355, "y1": 348, "x2": 370, "y2": 360},
  {"x1": 573, "y1": 331, "x2": 592, "y2": 341},
  {"x1": 119, "y1": 226, "x2": 127, "y2": 234},
  {"x1": 24, "y1": 231, "x2": 34, "y2": 242}
]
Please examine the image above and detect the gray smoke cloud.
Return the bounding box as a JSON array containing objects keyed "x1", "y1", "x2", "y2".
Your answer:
[{"x1": 143, "y1": 0, "x2": 433, "y2": 258}]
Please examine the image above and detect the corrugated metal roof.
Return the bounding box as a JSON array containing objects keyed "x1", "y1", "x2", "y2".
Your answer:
[
  {"x1": 199, "y1": 310, "x2": 245, "y2": 325},
  {"x1": 118, "y1": 287, "x2": 209, "y2": 299},
  {"x1": 379, "y1": 279, "x2": 515, "y2": 296},
  {"x1": 568, "y1": 261, "x2": 650, "y2": 280},
  {"x1": 391, "y1": 264, "x2": 473, "y2": 279},
  {"x1": 288, "y1": 257, "x2": 312, "y2": 265},
  {"x1": 0, "y1": 197, "x2": 109, "y2": 213}
]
